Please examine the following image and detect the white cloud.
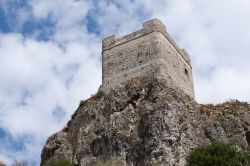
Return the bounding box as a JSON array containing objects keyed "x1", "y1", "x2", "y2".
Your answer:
[
  {"x1": 27, "y1": 0, "x2": 92, "y2": 43},
  {"x1": 88, "y1": 0, "x2": 149, "y2": 37},
  {"x1": 195, "y1": 66, "x2": 250, "y2": 103},
  {"x1": 0, "y1": 30, "x2": 101, "y2": 164}
]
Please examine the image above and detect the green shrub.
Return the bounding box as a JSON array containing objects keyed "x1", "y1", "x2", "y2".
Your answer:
[
  {"x1": 46, "y1": 160, "x2": 72, "y2": 166},
  {"x1": 186, "y1": 143, "x2": 250, "y2": 166},
  {"x1": 0, "y1": 161, "x2": 6, "y2": 166},
  {"x1": 96, "y1": 160, "x2": 118, "y2": 166}
]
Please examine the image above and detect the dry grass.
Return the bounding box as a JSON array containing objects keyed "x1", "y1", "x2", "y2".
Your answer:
[
  {"x1": 199, "y1": 99, "x2": 249, "y2": 117},
  {"x1": 96, "y1": 160, "x2": 118, "y2": 166}
]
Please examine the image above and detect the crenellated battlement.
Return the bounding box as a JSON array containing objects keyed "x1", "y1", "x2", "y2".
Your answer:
[
  {"x1": 101, "y1": 18, "x2": 195, "y2": 98},
  {"x1": 102, "y1": 19, "x2": 191, "y2": 67}
]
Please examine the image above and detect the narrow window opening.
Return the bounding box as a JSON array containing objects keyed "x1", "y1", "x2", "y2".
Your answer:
[{"x1": 184, "y1": 68, "x2": 189, "y2": 76}]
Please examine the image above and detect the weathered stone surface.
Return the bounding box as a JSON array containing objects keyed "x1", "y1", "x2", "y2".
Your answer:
[
  {"x1": 41, "y1": 78, "x2": 250, "y2": 166},
  {"x1": 102, "y1": 19, "x2": 194, "y2": 98},
  {"x1": 41, "y1": 131, "x2": 72, "y2": 165}
]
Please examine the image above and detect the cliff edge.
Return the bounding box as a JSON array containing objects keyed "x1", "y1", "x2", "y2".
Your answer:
[{"x1": 41, "y1": 77, "x2": 250, "y2": 166}]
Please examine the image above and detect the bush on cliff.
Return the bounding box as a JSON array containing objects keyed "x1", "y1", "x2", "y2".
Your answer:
[
  {"x1": 46, "y1": 160, "x2": 72, "y2": 166},
  {"x1": 96, "y1": 160, "x2": 118, "y2": 166},
  {"x1": 186, "y1": 143, "x2": 250, "y2": 166},
  {"x1": 0, "y1": 161, "x2": 6, "y2": 166}
]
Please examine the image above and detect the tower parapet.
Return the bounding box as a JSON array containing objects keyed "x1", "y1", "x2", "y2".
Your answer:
[{"x1": 101, "y1": 18, "x2": 195, "y2": 98}]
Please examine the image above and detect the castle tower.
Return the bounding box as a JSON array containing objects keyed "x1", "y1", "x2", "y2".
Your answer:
[{"x1": 102, "y1": 19, "x2": 195, "y2": 98}]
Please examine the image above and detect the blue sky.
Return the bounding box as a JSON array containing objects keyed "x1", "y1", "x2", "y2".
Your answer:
[
  {"x1": 0, "y1": 8, "x2": 9, "y2": 32},
  {"x1": 1, "y1": 0, "x2": 250, "y2": 165}
]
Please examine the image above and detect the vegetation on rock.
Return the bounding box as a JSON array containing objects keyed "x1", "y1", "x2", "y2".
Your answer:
[
  {"x1": 199, "y1": 99, "x2": 249, "y2": 117},
  {"x1": 46, "y1": 160, "x2": 72, "y2": 166},
  {"x1": 0, "y1": 161, "x2": 6, "y2": 166},
  {"x1": 187, "y1": 143, "x2": 250, "y2": 166}
]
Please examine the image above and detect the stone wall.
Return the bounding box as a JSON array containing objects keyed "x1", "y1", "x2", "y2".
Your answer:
[{"x1": 102, "y1": 19, "x2": 195, "y2": 98}]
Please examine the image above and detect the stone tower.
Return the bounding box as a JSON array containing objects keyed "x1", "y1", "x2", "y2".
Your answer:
[{"x1": 102, "y1": 18, "x2": 195, "y2": 98}]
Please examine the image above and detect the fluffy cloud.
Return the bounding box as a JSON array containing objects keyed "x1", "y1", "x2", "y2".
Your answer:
[
  {"x1": 1, "y1": 0, "x2": 250, "y2": 165},
  {"x1": 0, "y1": 31, "x2": 101, "y2": 163},
  {"x1": 0, "y1": 1, "x2": 101, "y2": 163}
]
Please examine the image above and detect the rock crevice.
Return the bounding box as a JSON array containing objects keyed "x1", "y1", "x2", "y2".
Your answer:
[{"x1": 41, "y1": 78, "x2": 250, "y2": 166}]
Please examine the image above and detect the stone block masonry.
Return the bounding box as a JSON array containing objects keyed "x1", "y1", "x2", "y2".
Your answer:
[{"x1": 101, "y1": 18, "x2": 195, "y2": 98}]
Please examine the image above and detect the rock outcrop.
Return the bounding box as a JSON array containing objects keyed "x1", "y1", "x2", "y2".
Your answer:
[{"x1": 41, "y1": 77, "x2": 250, "y2": 166}]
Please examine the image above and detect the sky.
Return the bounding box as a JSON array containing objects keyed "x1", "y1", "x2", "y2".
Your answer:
[{"x1": 0, "y1": 0, "x2": 250, "y2": 165}]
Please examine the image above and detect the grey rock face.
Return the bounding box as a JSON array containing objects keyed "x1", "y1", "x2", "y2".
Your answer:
[
  {"x1": 41, "y1": 131, "x2": 72, "y2": 163},
  {"x1": 41, "y1": 77, "x2": 250, "y2": 166}
]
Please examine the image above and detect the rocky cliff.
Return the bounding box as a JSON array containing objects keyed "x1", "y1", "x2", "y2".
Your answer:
[{"x1": 41, "y1": 77, "x2": 250, "y2": 166}]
